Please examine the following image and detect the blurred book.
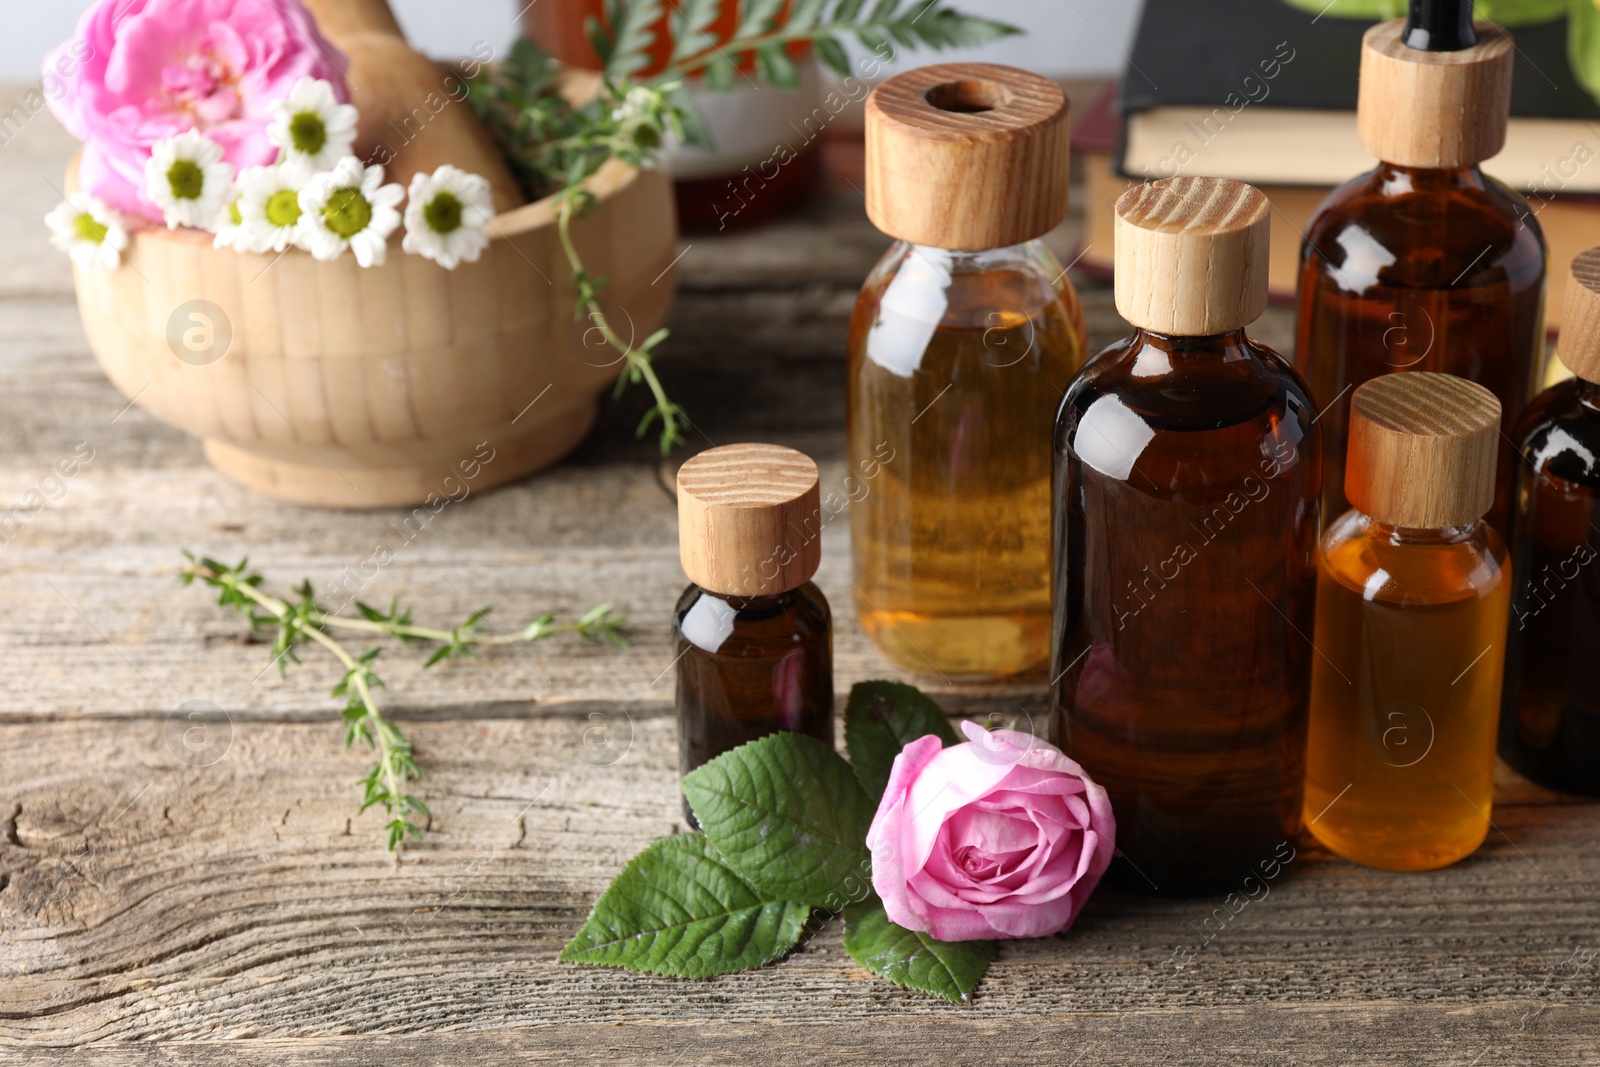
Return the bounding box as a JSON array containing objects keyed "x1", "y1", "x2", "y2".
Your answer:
[{"x1": 1075, "y1": 0, "x2": 1600, "y2": 331}]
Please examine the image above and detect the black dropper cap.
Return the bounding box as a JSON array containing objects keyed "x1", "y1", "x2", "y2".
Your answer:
[{"x1": 1403, "y1": 0, "x2": 1476, "y2": 51}]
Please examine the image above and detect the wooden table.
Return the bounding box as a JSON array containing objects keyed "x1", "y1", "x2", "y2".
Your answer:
[{"x1": 2, "y1": 103, "x2": 1597, "y2": 1066}]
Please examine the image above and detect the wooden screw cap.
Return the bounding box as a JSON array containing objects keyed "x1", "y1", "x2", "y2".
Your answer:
[
  {"x1": 1113, "y1": 176, "x2": 1270, "y2": 336},
  {"x1": 677, "y1": 443, "x2": 821, "y2": 598},
  {"x1": 864, "y1": 63, "x2": 1070, "y2": 251},
  {"x1": 1357, "y1": 19, "x2": 1513, "y2": 168},
  {"x1": 1557, "y1": 248, "x2": 1600, "y2": 383},
  {"x1": 1346, "y1": 373, "x2": 1501, "y2": 528}
]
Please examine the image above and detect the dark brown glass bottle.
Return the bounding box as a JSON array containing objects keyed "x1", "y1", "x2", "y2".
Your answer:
[
  {"x1": 675, "y1": 583, "x2": 833, "y2": 784},
  {"x1": 673, "y1": 443, "x2": 834, "y2": 824},
  {"x1": 1293, "y1": 15, "x2": 1546, "y2": 531},
  {"x1": 1500, "y1": 252, "x2": 1600, "y2": 796},
  {"x1": 1052, "y1": 177, "x2": 1322, "y2": 894}
]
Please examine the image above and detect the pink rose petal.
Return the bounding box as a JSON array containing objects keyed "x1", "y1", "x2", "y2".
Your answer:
[
  {"x1": 45, "y1": 0, "x2": 348, "y2": 220},
  {"x1": 866, "y1": 723, "x2": 1117, "y2": 943}
]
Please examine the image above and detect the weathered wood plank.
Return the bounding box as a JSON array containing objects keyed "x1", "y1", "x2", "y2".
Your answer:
[
  {"x1": 3, "y1": 1005, "x2": 1600, "y2": 1066},
  {"x1": 1, "y1": 717, "x2": 1596, "y2": 1046}
]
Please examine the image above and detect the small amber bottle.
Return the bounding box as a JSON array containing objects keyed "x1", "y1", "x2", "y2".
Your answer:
[
  {"x1": 1500, "y1": 252, "x2": 1600, "y2": 796},
  {"x1": 1053, "y1": 177, "x2": 1323, "y2": 894},
  {"x1": 848, "y1": 63, "x2": 1087, "y2": 680},
  {"x1": 1305, "y1": 373, "x2": 1510, "y2": 871},
  {"x1": 674, "y1": 443, "x2": 834, "y2": 824},
  {"x1": 1293, "y1": 5, "x2": 1546, "y2": 531}
]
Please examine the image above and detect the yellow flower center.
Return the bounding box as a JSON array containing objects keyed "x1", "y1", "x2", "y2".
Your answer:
[
  {"x1": 289, "y1": 110, "x2": 327, "y2": 156},
  {"x1": 266, "y1": 189, "x2": 302, "y2": 228},
  {"x1": 323, "y1": 187, "x2": 371, "y2": 238},
  {"x1": 168, "y1": 159, "x2": 205, "y2": 200},
  {"x1": 424, "y1": 191, "x2": 463, "y2": 235},
  {"x1": 74, "y1": 212, "x2": 108, "y2": 244}
]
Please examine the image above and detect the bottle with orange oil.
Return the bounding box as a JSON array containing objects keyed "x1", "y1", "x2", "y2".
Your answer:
[
  {"x1": 1304, "y1": 372, "x2": 1511, "y2": 871},
  {"x1": 848, "y1": 62, "x2": 1087, "y2": 679}
]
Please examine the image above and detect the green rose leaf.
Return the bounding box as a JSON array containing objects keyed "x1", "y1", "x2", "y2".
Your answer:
[
  {"x1": 843, "y1": 897, "x2": 995, "y2": 1004},
  {"x1": 844, "y1": 680, "x2": 959, "y2": 801},
  {"x1": 682, "y1": 732, "x2": 873, "y2": 906},
  {"x1": 560, "y1": 832, "x2": 809, "y2": 977}
]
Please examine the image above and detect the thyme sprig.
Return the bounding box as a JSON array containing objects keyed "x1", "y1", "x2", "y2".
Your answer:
[
  {"x1": 182, "y1": 554, "x2": 627, "y2": 850},
  {"x1": 467, "y1": 0, "x2": 1019, "y2": 453}
]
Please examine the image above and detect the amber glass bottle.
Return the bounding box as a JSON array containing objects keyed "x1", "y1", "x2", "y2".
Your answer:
[
  {"x1": 1305, "y1": 373, "x2": 1509, "y2": 871},
  {"x1": 1053, "y1": 177, "x2": 1322, "y2": 894},
  {"x1": 849, "y1": 63, "x2": 1086, "y2": 679},
  {"x1": 1500, "y1": 252, "x2": 1600, "y2": 795},
  {"x1": 1293, "y1": 11, "x2": 1546, "y2": 531},
  {"x1": 673, "y1": 443, "x2": 833, "y2": 824}
]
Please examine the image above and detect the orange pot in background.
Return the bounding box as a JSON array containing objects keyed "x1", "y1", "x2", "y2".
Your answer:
[{"x1": 525, "y1": 0, "x2": 825, "y2": 231}]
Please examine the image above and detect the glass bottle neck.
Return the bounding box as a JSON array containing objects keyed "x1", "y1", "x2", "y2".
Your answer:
[
  {"x1": 694, "y1": 584, "x2": 800, "y2": 612},
  {"x1": 899, "y1": 239, "x2": 1048, "y2": 273},
  {"x1": 1363, "y1": 515, "x2": 1480, "y2": 545},
  {"x1": 1372, "y1": 160, "x2": 1488, "y2": 194},
  {"x1": 1129, "y1": 327, "x2": 1251, "y2": 354}
]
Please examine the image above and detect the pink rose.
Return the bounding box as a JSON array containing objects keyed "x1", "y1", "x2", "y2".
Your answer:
[
  {"x1": 45, "y1": 0, "x2": 348, "y2": 222},
  {"x1": 866, "y1": 722, "x2": 1115, "y2": 941}
]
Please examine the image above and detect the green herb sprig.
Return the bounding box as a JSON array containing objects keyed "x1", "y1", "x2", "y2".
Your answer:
[
  {"x1": 182, "y1": 554, "x2": 626, "y2": 850},
  {"x1": 467, "y1": 0, "x2": 1020, "y2": 452}
]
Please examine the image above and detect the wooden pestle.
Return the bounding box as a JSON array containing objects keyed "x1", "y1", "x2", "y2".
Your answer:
[{"x1": 301, "y1": 0, "x2": 525, "y2": 213}]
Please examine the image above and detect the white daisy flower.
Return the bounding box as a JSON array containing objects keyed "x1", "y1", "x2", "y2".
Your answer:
[
  {"x1": 212, "y1": 187, "x2": 249, "y2": 252},
  {"x1": 297, "y1": 156, "x2": 404, "y2": 268},
  {"x1": 402, "y1": 166, "x2": 493, "y2": 270},
  {"x1": 144, "y1": 129, "x2": 235, "y2": 231},
  {"x1": 267, "y1": 77, "x2": 359, "y2": 174},
  {"x1": 46, "y1": 192, "x2": 128, "y2": 271},
  {"x1": 235, "y1": 164, "x2": 311, "y2": 254}
]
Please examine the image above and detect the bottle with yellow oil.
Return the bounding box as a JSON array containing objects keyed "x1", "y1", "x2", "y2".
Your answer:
[
  {"x1": 1305, "y1": 372, "x2": 1511, "y2": 871},
  {"x1": 848, "y1": 63, "x2": 1087, "y2": 679}
]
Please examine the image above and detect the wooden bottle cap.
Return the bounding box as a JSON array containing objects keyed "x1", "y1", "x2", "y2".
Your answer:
[
  {"x1": 1346, "y1": 373, "x2": 1501, "y2": 528},
  {"x1": 1357, "y1": 19, "x2": 1513, "y2": 168},
  {"x1": 864, "y1": 63, "x2": 1070, "y2": 251},
  {"x1": 677, "y1": 443, "x2": 821, "y2": 598},
  {"x1": 1558, "y1": 248, "x2": 1600, "y2": 383},
  {"x1": 1113, "y1": 176, "x2": 1270, "y2": 336}
]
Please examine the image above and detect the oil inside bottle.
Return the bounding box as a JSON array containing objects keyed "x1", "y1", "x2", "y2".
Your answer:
[
  {"x1": 1304, "y1": 512, "x2": 1510, "y2": 870},
  {"x1": 1294, "y1": 163, "x2": 1546, "y2": 529},
  {"x1": 848, "y1": 240, "x2": 1085, "y2": 679},
  {"x1": 1052, "y1": 326, "x2": 1321, "y2": 893}
]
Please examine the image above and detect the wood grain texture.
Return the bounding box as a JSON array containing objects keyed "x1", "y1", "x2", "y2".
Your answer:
[
  {"x1": 299, "y1": 0, "x2": 524, "y2": 212},
  {"x1": 3, "y1": 1008, "x2": 1600, "y2": 1066},
  {"x1": 1347, "y1": 372, "x2": 1501, "y2": 527},
  {"x1": 677, "y1": 443, "x2": 821, "y2": 596},
  {"x1": 1559, "y1": 247, "x2": 1600, "y2": 383},
  {"x1": 1358, "y1": 19, "x2": 1513, "y2": 169},
  {"x1": 1113, "y1": 176, "x2": 1270, "y2": 336},
  {"x1": 1, "y1": 100, "x2": 1597, "y2": 1063},
  {"x1": 865, "y1": 63, "x2": 1069, "y2": 251},
  {"x1": 2, "y1": 717, "x2": 1596, "y2": 1047}
]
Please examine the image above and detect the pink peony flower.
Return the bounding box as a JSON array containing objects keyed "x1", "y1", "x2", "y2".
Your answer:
[
  {"x1": 44, "y1": 0, "x2": 348, "y2": 223},
  {"x1": 866, "y1": 722, "x2": 1115, "y2": 941}
]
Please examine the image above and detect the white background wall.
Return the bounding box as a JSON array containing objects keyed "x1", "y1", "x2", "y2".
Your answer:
[{"x1": 6, "y1": 0, "x2": 1138, "y2": 83}]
